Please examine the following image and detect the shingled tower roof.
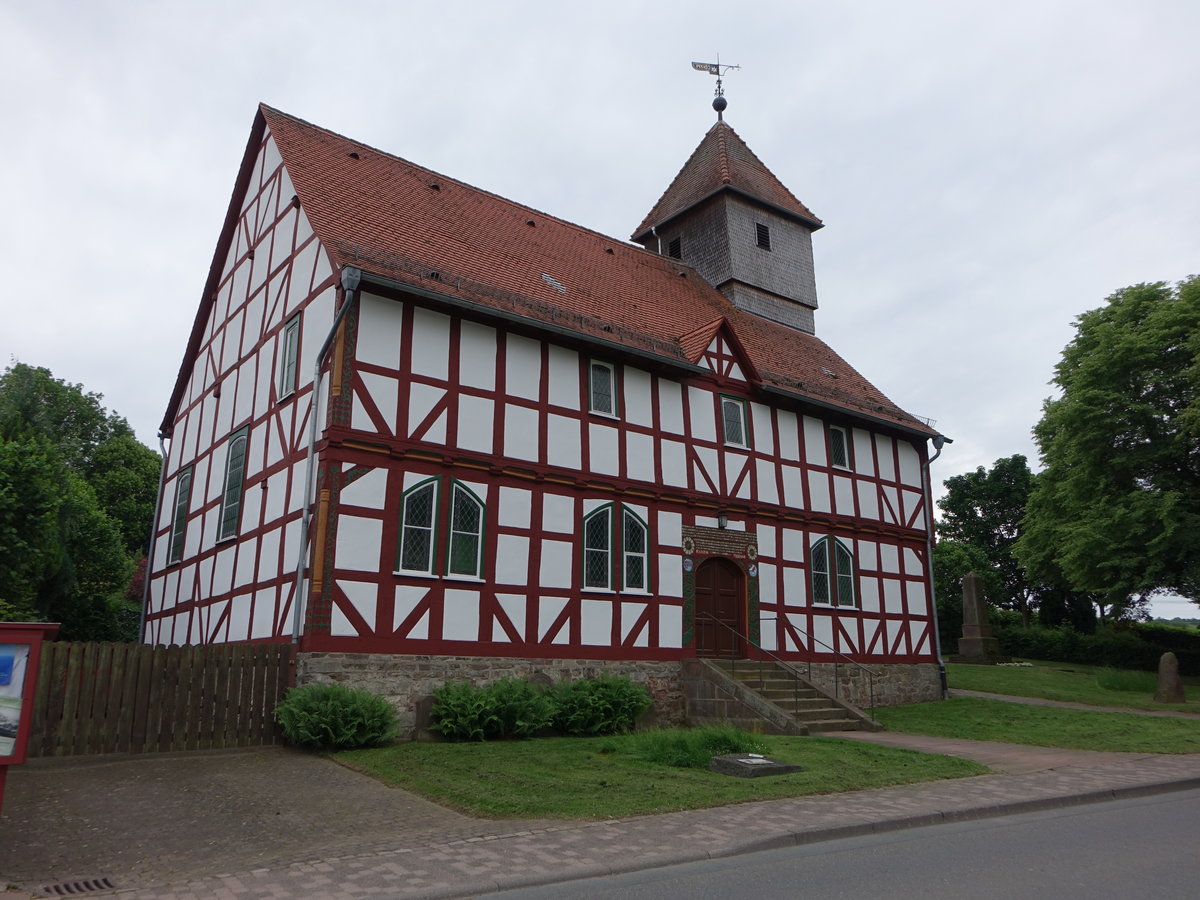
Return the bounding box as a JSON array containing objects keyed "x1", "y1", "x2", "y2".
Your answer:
[{"x1": 632, "y1": 121, "x2": 822, "y2": 243}]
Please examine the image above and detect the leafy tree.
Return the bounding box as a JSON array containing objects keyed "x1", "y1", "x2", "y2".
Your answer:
[
  {"x1": 1017, "y1": 277, "x2": 1200, "y2": 619},
  {"x1": 85, "y1": 433, "x2": 162, "y2": 553},
  {"x1": 0, "y1": 435, "x2": 63, "y2": 620},
  {"x1": 937, "y1": 455, "x2": 1039, "y2": 625}
]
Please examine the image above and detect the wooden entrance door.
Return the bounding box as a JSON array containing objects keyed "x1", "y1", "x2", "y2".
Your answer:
[{"x1": 694, "y1": 557, "x2": 744, "y2": 658}]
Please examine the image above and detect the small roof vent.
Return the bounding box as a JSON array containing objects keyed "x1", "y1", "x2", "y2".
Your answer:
[{"x1": 540, "y1": 273, "x2": 566, "y2": 293}]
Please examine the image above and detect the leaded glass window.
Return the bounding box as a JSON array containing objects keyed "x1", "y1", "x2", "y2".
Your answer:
[
  {"x1": 722, "y1": 396, "x2": 747, "y2": 447},
  {"x1": 589, "y1": 361, "x2": 615, "y2": 415},
  {"x1": 583, "y1": 506, "x2": 612, "y2": 589},
  {"x1": 398, "y1": 480, "x2": 437, "y2": 573},
  {"x1": 810, "y1": 536, "x2": 856, "y2": 607},
  {"x1": 811, "y1": 538, "x2": 831, "y2": 604},
  {"x1": 830, "y1": 425, "x2": 850, "y2": 469},
  {"x1": 168, "y1": 466, "x2": 192, "y2": 564},
  {"x1": 447, "y1": 483, "x2": 484, "y2": 577},
  {"x1": 218, "y1": 428, "x2": 249, "y2": 540},
  {"x1": 623, "y1": 509, "x2": 648, "y2": 591},
  {"x1": 279, "y1": 314, "x2": 301, "y2": 397}
]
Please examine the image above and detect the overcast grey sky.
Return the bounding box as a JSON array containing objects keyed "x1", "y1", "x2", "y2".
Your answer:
[{"x1": 2, "y1": 1, "x2": 1196, "y2": 613}]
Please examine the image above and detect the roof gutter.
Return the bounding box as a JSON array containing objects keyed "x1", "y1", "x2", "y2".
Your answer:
[
  {"x1": 290, "y1": 265, "x2": 363, "y2": 644},
  {"x1": 760, "y1": 384, "x2": 941, "y2": 442}
]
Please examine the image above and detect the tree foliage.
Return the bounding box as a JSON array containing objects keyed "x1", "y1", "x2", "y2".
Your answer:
[
  {"x1": 1016, "y1": 277, "x2": 1200, "y2": 618},
  {"x1": 0, "y1": 363, "x2": 157, "y2": 639}
]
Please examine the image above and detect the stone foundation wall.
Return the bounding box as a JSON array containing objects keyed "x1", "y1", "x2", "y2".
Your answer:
[
  {"x1": 296, "y1": 653, "x2": 686, "y2": 735},
  {"x1": 804, "y1": 662, "x2": 943, "y2": 709},
  {"x1": 680, "y1": 659, "x2": 805, "y2": 735}
]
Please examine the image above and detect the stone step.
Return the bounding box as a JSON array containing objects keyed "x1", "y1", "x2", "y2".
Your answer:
[{"x1": 805, "y1": 717, "x2": 868, "y2": 733}]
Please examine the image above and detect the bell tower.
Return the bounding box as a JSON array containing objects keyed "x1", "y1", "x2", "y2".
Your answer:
[{"x1": 632, "y1": 92, "x2": 824, "y2": 334}]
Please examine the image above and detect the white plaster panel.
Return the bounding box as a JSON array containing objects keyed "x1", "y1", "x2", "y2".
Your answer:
[
  {"x1": 535, "y1": 596, "x2": 568, "y2": 644},
  {"x1": 687, "y1": 386, "x2": 716, "y2": 442},
  {"x1": 782, "y1": 528, "x2": 806, "y2": 564},
  {"x1": 903, "y1": 490, "x2": 927, "y2": 530},
  {"x1": 859, "y1": 578, "x2": 881, "y2": 612},
  {"x1": 542, "y1": 494, "x2": 574, "y2": 533},
  {"x1": 759, "y1": 613, "x2": 777, "y2": 652},
  {"x1": 838, "y1": 622, "x2": 859, "y2": 654},
  {"x1": 251, "y1": 588, "x2": 277, "y2": 639},
  {"x1": 332, "y1": 580, "x2": 377, "y2": 636},
  {"x1": 756, "y1": 459, "x2": 778, "y2": 504},
  {"x1": 906, "y1": 581, "x2": 928, "y2": 616},
  {"x1": 726, "y1": 452, "x2": 751, "y2": 499},
  {"x1": 360, "y1": 372, "x2": 399, "y2": 434},
  {"x1": 658, "y1": 554, "x2": 682, "y2": 597},
  {"x1": 897, "y1": 441, "x2": 922, "y2": 487},
  {"x1": 222, "y1": 310, "x2": 243, "y2": 373},
  {"x1": 283, "y1": 519, "x2": 302, "y2": 577},
  {"x1": 212, "y1": 547, "x2": 235, "y2": 597},
  {"x1": 338, "y1": 468, "x2": 386, "y2": 510},
  {"x1": 505, "y1": 334, "x2": 541, "y2": 400},
  {"x1": 911, "y1": 621, "x2": 930, "y2": 656},
  {"x1": 693, "y1": 446, "x2": 719, "y2": 493},
  {"x1": 504, "y1": 404, "x2": 539, "y2": 462},
  {"x1": 883, "y1": 578, "x2": 904, "y2": 613},
  {"x1": 495, "y1": 534, "x2": 530, "y2": 586},
  {"x1": 214, "y1": 386, "x2": 234, "y2": 442},
  {"x1": 833, "y1": 475, "x2": 855, "y2": 516},
  {"x1": 852, "y1": 429, "x2": 876, "y2": 476},
  {"x1": 335, "y1": 515, "x2": 382, "y2": 572},
  {"x1": 880, "y1": 485, "x2": 901, "y2": 525},
  {"x1": 269, "y1": 208, "x2": 296, "y2": 277},
  {"x1": 254, "y1": 346, "x2": 273, "y2": 417},
  {"x1": 856, "y1": 481, "x2": 880, "y2": 521},
  {"x1": 197, "y1": 555, "x2": 214, "y2": 603},
  {"x1": 783, "y1": 567, "x2": 806, "y2": 606},
  {"x1": 622, "y1": 602, "x2": 648, "y2": 647},
  {"x1": 546, "y1": 414, "x2": 580, "y2": 469},
  {"x1": 880, "y1": 543, "x2": 901, "y2": 574},
  {"x1": 623, "y1": 368, "x2": 652, "y2": 427},
  {"x1": 457, "y1": 395, "x2": 494, "y2": 454},
  {"x1": 408, "y1": 382, "x2": 446, "y2": 440},
  {"x1": 394, "y1": 585, "x2": 431, "y2": 638},
  {"x1": 746, "y1": 403, "x2": 771, "y2": 454},
  {"x1": 458, "y1": 321, "x2": 496, "y2": 390},
  {"x1": 588, "y1": 422, "x2": 619, "y2": 476},
  {"x1": 813, "y1": 615, "x2": 834, "y2": 654},
  {"x1": 227, "y1": 593, "x2": 251, "y2": 642},
  {"x1": 409, "y1": 307, "x2": 450, "y2": 381},
  {"x1": 498, "y1": 486, "x2": 532, "y2": 528},
  {"x1": 625, "y1": 431, "x2": 654, "y2": 483},
  {"x1": 496, "y1": 593, "x2": 526, "y2": 642},
  {"x1": 580, "y1": 599, "x2": 612, "y2": 646},
  {"x1": 776, "y1": 410, "x2": 799, "y2": 461},
  {"x1": 234, "y1": 362, "x2": 255, "y2": 426},
  {"x1": 807, "y1": 471, "x2": 832, "y2": 513},
  {"x1": 546, "y1": 345, "x2": 579, "y2": 409},
  {"x1": 903, "y1": 548, "x2": 924, "y2": 577},
  {"x1": 539, "y1": 539, "x2": 573, "y2": 589},
  {"x1": 355, "y1": 296, "x2": 404, "y2": 367},
  {"x1": 660, "y1": 439, "x2": 687, "y2": 487},
  {"x1": 257, "y1": 527, "x2": 281, "y2": 582},
  {"x1": 659, "y1": 604, "x2": 683, "y2": 648},
  {"x1": 442, "y1": 589, "x2": 480, "y2": 641},
  {"x1": 234, "y1": 538, "x2": 257, "y2": 588},
  {"x1": 299, "y1": 289, "x2": 334, "y2": 385},
  {"x1": 856, "y1": 540, "x2": 879, "y2": 573},
  {"x1": 658, "y1": 511, "x2": 682, "y2": 547},
  {"x1": 289, "y1": 241, "x2": 322, "y2": 315},
  {"x1": 781, "y1": 465, "x2": 804, "y2": 510},
  {"x1": 803, "y1": 417, "x2": 827, "y2": 467},
  {"x1": 781, "y1": 614, "x2": 805, "y2": 652},
  {"x1": 657, "y1": 379, "x2": 684, "y2": 434},
  {"x1": 757, "y1": 563, "x2": 776, "y2": 603},
  {"x1": 755, "y1": 524, "x2": 777, "y2": 559}
]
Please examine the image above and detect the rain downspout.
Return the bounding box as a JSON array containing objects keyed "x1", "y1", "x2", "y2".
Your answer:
[
  {"x1": 138, "y1": 434, "x2": 171, "y2": 644},
  {"x1": 921, "y1": 433, "x2": 952, "y2": 698},
  {"x1": 290, "y1": 266, "x2": 363, "y2": 643}
]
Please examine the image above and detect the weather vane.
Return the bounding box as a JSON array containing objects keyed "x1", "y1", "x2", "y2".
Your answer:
[{"x1": 691, "y1": 56, "x2": 740, "y2": 120}]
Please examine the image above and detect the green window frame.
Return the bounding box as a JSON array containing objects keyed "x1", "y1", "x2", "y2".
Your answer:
[
  {"x1": 168, "y1": 466, "x2": 193, "y2": 564},
  {"x1": 218, "y1": 427, "x2": 249, "y2": 541},
  {"x1": 582, "y1": 505, "x2": 612, "y2": 589},
  {"x1": 279, "y1": 313, "x2": 301, "y2": 398},
  {"x1": 810, "y1": 536, "x2": 857, "y2": 607},
  {"x1": 721, "y1": 395, "x2": 748, "y2": 447},
  {"x1": 622, "y1": 508, "x2": 649, "y2": 591},
  {"x1": 581, "y1": 504, "x2": 652, "y2": 592},
  {"x1": 397, "y1": 478, "x2": 439, "y2": 574},
  {"x1": 446, "y1": 481, "x2": 485, "y2": 578}
]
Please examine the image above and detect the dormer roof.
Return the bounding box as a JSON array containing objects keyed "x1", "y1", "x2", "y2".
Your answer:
[{"x1": 632, "y1": 121, "x2": 823, "y2": 243}]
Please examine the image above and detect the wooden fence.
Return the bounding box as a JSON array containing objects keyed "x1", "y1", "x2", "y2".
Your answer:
[{"x1": 29, "y1": 642, "x2": 294, "y2": 758}]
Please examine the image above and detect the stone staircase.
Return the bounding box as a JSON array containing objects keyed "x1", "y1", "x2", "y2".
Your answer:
[{"x1": 705, "y1": 659, "x2": 881, "y2": 733}]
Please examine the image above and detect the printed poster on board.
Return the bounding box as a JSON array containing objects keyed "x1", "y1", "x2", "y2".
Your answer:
[{"x1": 0, "y1": 644, "x2": 31, "y2": 757}]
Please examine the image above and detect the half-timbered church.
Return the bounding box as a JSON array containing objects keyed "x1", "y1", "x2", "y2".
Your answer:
[{"x1": 146, "y1": 99, "x2": 949, "y2": 731}]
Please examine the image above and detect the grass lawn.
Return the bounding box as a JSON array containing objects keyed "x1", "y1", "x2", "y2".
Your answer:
[
  {"x1": 875, "y1": 696, "x2": 1200, "y2": 754},
  {"x1": 334, "y1": 732, "x2": 986, "y2": 819},
  {"x1": 946, "y1": 660, "x2": 1198, "y2": 711}
]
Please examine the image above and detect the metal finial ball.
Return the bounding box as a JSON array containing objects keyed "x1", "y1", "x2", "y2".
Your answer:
[{"x1": 713, "y1": 95, "x2": 728, "y2": 113}]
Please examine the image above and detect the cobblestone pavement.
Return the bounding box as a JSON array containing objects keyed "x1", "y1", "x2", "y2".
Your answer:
[{"x1": 2, "y1": 698, "x2": 1198, "y2": 899}]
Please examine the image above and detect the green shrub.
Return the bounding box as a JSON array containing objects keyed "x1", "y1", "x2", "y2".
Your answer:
[
  {"x1": 996, "y1": 623, "x2": 1199, "y2": 674},
  {"x1": 487, "y1": 677, "x2": 555, "y2": 738},
  {"x1": 551, "y1": 676, "x2": 651, "y2": 736},
  {"x1": 429, "y1": 680, "x2": 502, "y2": 741},
  {"x1": 1095, "y1": 668, "x2": 1158, "y2": 693},
  {"x1": 275, "y1": 682, "x2": 399, "y2": 751},
  {"x1": 633, "y1": 725, "x2": 767, "y2": 769}
]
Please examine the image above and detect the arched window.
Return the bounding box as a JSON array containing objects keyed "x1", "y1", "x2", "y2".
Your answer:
[
  {"x1": 583, "y1": 505, "x2": 612, "y2": 589},
  {"x1": 397, "y1": 479, "x2": 438, "y2": 573},
  {"x1": 622, "y1": 508, "x2": 648, "y2": 591},
  {"x1": 218, "y1": 427, "x2": 249, "y2": 540},
  {"x1": 810, "y1": 536, "x2": 856, "y2": 607},
  {"x1": 446, "y1": 482, "x2": 484, "y2": 578}
]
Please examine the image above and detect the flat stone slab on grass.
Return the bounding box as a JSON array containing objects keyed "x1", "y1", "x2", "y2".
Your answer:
[{"x1": 709, "y1": 753, "x2": 803, "y2": 778}]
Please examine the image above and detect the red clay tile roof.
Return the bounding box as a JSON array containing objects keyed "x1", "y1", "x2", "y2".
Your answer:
[
  {"x1": 632, "y1": 121, "x2": 822, "y2": 242},
  {"x1": 164, "y1": 106, "x2": 933, "y2": 438}
]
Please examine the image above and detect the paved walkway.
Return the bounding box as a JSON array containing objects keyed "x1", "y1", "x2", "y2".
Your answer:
[{"x1": 1, "y1": 694, "x2": 1197, "y2": 899}]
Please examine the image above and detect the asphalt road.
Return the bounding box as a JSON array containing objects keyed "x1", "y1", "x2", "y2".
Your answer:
[{"x1": 486, "y1": 788, "x2": 1200, "y2": 900}]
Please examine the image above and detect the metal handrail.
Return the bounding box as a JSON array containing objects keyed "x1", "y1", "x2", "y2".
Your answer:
[{"x1": 696, "y1": 613, "x2": 881, "y2": 718}]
